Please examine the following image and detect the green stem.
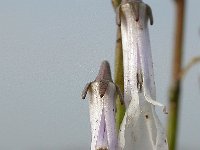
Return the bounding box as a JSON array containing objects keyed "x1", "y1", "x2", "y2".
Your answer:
[
  {"x1": 112, "y1": 0, "x2": 121, "y2": 10},
  {"x1": 114, "y1": 27, "x2": 125, "y2": 131},
  {"x1": 167, "y1": 0, "x2": 185, "y2": 150},
  {"x1": 111, "y1": 0, "x2": 125, "y2": 131}
]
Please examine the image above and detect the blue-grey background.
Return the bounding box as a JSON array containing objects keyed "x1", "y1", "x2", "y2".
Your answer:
[{"x1": 0, "y1": 0, "x2": 199, "y2": 150}]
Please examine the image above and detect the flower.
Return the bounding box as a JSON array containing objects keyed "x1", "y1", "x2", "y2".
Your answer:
[
  {"x1": 117, "y1": 1, "x2": 168, "y2": 150},
  {"x1": 82, "y1": 61, "x2": 123, "y2": 150}
]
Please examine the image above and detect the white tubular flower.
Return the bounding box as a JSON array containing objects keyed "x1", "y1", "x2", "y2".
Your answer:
[
  {"x1": 82, "y1": 61, "x2": 123, "y2": 150},
  {"x1": 117, "y1": 1, "x2": 169, "y2": 150}
]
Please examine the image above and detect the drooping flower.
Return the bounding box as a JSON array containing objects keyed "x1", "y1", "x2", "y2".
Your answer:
[
  {"x1": 117, "y1": 1, "x2": 168, "y2": 150},
  {"x1": 82, "y1": 60, "x2": 123, "y2": 150}
]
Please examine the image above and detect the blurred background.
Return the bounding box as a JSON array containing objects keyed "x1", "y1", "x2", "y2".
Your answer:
[{"x1": 0, "y1": 0, "x2": 199, "y2": 149}]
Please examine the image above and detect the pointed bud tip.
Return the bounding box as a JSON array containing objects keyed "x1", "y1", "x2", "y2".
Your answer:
[
  {"x1": 101, "y1": 60, "x2": 110, "y2": 67},
  {"x1": 95, "y1": 60, "x2": 112, "y2": 81}
]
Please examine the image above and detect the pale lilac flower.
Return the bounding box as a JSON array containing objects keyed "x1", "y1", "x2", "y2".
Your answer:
[
  {"x1": 117, "y1": 1, "x2": 168, "y2": 150},
  {"x1": 82, "y1": 61, "x2": 123, "y2": 150}
]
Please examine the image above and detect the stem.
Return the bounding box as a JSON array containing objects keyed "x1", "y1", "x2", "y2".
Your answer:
[
  {"x1": 179, "y1": 56, "x2": 200, "y2": 79},
  {"x1": 167, "y1": 0, "x2": 185, "y2": 150},
  {"x1": 111, "y1": 0, "x2": 125, "y2": 131},
  {"x1": 114, "y1": 27, "x2": 125, "y2": 131},
  {"x1": 112, "y1": 0, "x2": 121, "y2": 10}
]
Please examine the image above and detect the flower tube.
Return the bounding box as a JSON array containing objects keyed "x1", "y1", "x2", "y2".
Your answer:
[
  {"x1": 82, "y1": 61, "x2": 123, "y2": 150},
  {"x1": 117, "y1": 1, "x2": 168, "y2": 150}
]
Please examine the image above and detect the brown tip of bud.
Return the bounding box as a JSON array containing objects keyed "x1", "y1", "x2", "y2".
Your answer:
[{"x1": 95, "y1": 60, "x2": 112, "y2": 82}]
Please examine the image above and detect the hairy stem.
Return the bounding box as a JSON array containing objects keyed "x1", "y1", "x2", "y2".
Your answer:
[{"x1": 167, "y1": 0, "x2": 185, "y2": 150}]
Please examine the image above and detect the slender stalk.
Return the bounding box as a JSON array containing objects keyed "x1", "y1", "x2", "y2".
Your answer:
[
  {"x1": 112, "y1": 0, "x2": 125, "y2": 131},
  {"x1": 114, "y1": 27, "x2": 125, "y2": 131},
  {"x1": 167, "y1": 0, "x2": 185, "y2": 150},
  {"x1": 179, "y1": 56, "x2": 200, "y2": 79},
  {"x1": 112, "y1": 0, "x2": 121, "y2": 10}
]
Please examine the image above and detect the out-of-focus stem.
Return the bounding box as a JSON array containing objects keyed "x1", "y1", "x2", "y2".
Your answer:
[
  {"x1": 179, "y1": 56, "x2": 200, "y2": 79},
  {"x1": 167, "y1": 0, "x2": 185, "y2": 150},
  {"x1": 112, "y1": 0, "x2": 125, "y2": 131}
]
